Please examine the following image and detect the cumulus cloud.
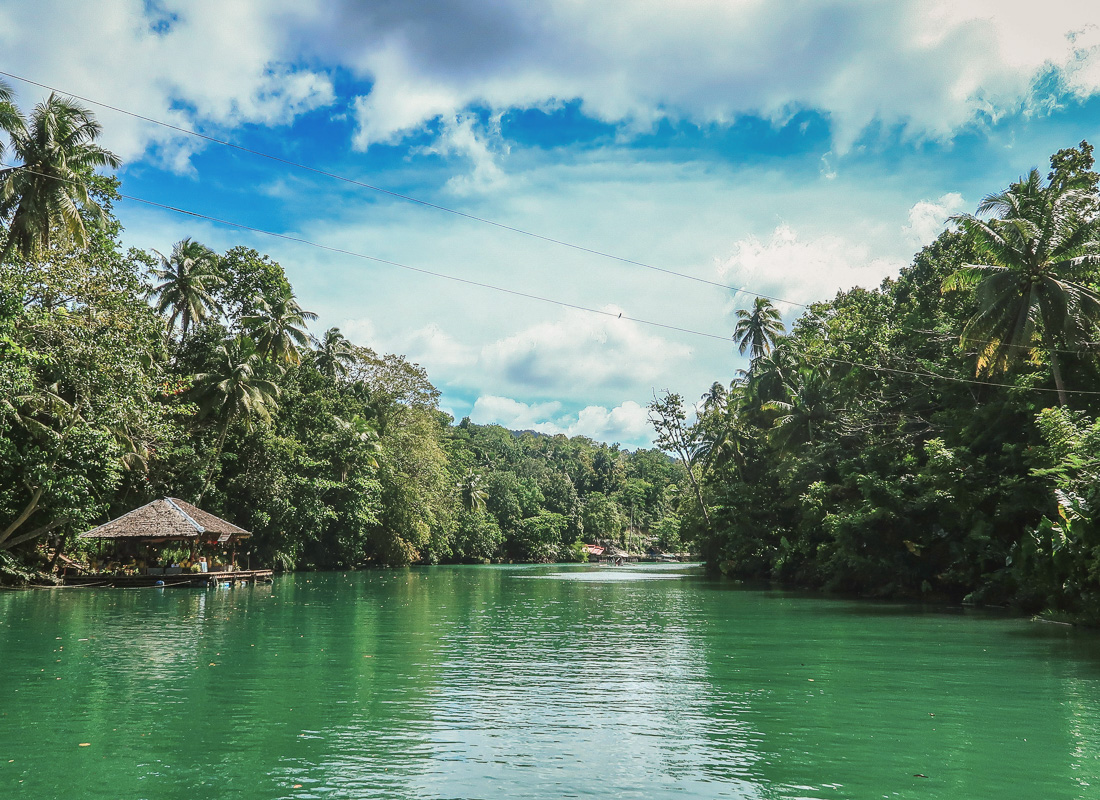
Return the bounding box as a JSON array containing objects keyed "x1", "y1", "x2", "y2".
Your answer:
[
  {"x1": 412, "y1": 112, "x2": 510, "y2": 194},
  {"x1": 6, "y1": 1, "x2": 1100, "y2": 171},
  {"x1": 471, "y1": 396, "x2": 652, "y2": 445},
  {"x1": 717, "y1": 224, "x2": 906, "y2": 306},
  {"x1": 0, "y1": 0, "x2": 334, "y2": 167},
  {"x1": 479, "y1": 306, "x2": 692, "y2": 393},
  {"x1": 470, "y1": 395, "x2": 563, "y2": 431},
  {"x1": 902, "y1": 192, "x2": 967, "y2": 246},
  {"x1": 355, "y1": 304, "x2": 692, "y2": 400},
  {"x1": 314, "y1": 0, "x2": 1100, "y2": 152}
]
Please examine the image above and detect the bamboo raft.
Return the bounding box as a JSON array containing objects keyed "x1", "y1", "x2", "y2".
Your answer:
[{"x1": 63, "y1": 569, "x2": 274, "y2": 588}]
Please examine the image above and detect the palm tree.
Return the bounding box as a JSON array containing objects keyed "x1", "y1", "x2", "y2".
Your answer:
[
  {"x1": 746, "y1": 343, "x2": 795, "y2": 407},
  {"x1": 241, "y1": 286, "x2": 317, "y2": 365},
  {"x1": 188, "y1": 338, "x2": 280, "y2": 502},
  {"x1": 764, "y1": 367, "x2": 836, "y2": 452},
  {"x1": 734, "y1": 297, "x2": 785, "y2": 370},
  {"x1": 459, "y1": 471, "x2": 489, "y2": 513},
  {"x1": 700, "y1": 381, "x2": 728, "y2": 413},
  {"x1": 943, "y1": 169, "x2": 1100, "y2": 406},
  {"x1": 312, "y1": 327, "x2": 356, "y2": 379},
  {"x1": 329, "y1": 414, "x2": 381, "y2": 481},
  {"x1": 0, "y1": 92, "x2": 121, "y2": 260},
  {"x1": 149, "y1": 238, "x2": 224, "y2": 338},
  {"x1": 0, "y1": 78, "x2": 20, "y2": 160}
]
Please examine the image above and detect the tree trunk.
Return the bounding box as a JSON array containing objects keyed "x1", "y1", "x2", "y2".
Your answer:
[
  {"x1": 197, "y1": 419, "x2": 232, "y2": 504},
  {"x1": 1049, "y1": 348, "x2": 1068, "y2": 407},
  {"x1": 682, "y1": 461, "x2": 712, "y2": 530},
  {"x1": 0, "y1": 517, "x2": 66, "y2": 552},
  {"x1": 0, "y1": 486, "x2": 45, "y2": 547}
]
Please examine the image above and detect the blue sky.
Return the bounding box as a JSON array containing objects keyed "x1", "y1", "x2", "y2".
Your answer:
[{"x1": 4, "y1": 0, "x2": 1100, "y2": 446}]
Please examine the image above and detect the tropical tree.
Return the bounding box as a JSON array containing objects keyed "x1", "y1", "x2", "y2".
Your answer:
[
  {"x1": 944, "y1": 165, "x2": 1100, "y2": 405},
  {"x1": 648, "y1": 390, "x2": 711, "y2": 529},
  {"x1": 0, "y1": 78, "x2": 19, "y2": 159},
  {"x1": 149, "y1": 238, "x2": 224, "y2": 338},
  {"x1": 241, "y1": 286, "x2": 317, "y2": 365},
  {"x1": 0, "y1": 93, "x2": 120, "y2": 260},
  {"x1": 313, "y1": 326, "x2": 355, "y2": 379},
  {"x1": 329, "y1": 414, "x2": 381, "y2": 482},
  {"x1": 458, "y1": 471, "x2": 489, "y2": 513},
  {"x1": 700, "y1": 381, "x2": 728, "y2": 413},
  {"x1": 734, "y1": 297, "x2": 786, "y2": 369},
  {"x1": 188, "y1": 338, "x2": 280, "y2": 502},
  {"x1": 764, "y1": 367, "x2": 837, "y2": 452}
]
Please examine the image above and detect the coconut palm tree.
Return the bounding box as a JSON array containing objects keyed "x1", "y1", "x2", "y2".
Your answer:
[
  {"x1": 459, "y1": 471, "x2": 489, "y2": 514},
  {"x1": 0, "y1": 92, "x2": 121, "y2": 260},
  {"x1": 149, "y1": 238, "x2": 224, "y2": 338},
  {"x1": 764, "y1": 367, "x2": 836, "y2": 452},
  {"x1": 943, "y1": 168, "x2": 1100, "y2": 406},
  {"x1": 189, "y1": 338, "x2": 280, "y2": 501},
  {"x1": 700, "y1": 381, "x2": 728, "y2": 413},
  {"x1": 734, "y1": 297, "x2": 785, "y2": 370},
  {"x1": 0, "y1": 78, "x2": 20, "y2": 160},
  {"x1": 329, "y1": 414, "x2": 381, "y2": 481},
  {"x1": 241, "y1": 286, "x2": 317, "y2": 365},
  {"x1": 312, "y1": 327, "x2": 356, "y2": 379}
]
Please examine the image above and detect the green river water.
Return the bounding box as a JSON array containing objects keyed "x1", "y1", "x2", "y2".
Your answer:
[{"x1": 2, "y1": 563, "x2": 1100, "y2": 799}]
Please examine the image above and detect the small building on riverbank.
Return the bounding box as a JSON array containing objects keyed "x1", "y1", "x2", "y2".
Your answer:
[{"x1": 69, "y1": 498, "x2": 271, "y2": 587}]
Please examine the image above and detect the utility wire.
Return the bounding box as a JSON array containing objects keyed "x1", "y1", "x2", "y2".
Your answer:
[
  {"x1": 5, "y1": 161, "x2": 1100, "y2": 397},
  {"x1": 0, "y1": 162, "x2": 732, "y2": 342},
  {"x1": 7, "y1": 69, "x2": 1099, "y2": 357},
  {"x1": 0, "y1": 68, "x2": 808, "y2": 309},
  {"x1": 821, "y1": 356, "x2": 1100, "y2": 396}
]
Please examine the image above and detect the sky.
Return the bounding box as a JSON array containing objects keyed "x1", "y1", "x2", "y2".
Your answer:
[{"x1": 3, "y1": 0, "x2": 1100, "y2": 447}]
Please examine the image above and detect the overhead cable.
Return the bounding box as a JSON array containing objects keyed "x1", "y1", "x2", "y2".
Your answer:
[
  {"x1": 0, "y1": 68, "x2": 808, "y2": 308},
  {"x1": 5, "y1": 161, "x2": 1100, "y2": 397}
]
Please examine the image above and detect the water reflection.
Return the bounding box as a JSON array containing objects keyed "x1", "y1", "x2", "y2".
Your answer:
[{"x1": 2, "y1": 567, "x2": 1100, "y2": 799}]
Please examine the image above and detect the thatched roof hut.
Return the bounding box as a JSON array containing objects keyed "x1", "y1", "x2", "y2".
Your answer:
[{"x1": 77, "y1": 498, "x2": 251, "y2": 544}]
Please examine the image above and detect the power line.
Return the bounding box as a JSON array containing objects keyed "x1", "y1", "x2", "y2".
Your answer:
[
  {"x1": 8, "y1": 68, "x2": 1097, "y2": 359},
  {"x1": 5, "y1": 161, "x2": 1100, "y2": 397},
  {"x1": 0, "y1": 68, "x2": 809, "y2": 309},
  {"x1": 821, "y1": 356, "x2": 1100, "y2": 396},
  {"x1": 0, "y1": 162, "x2": 733, "y2": 343}
]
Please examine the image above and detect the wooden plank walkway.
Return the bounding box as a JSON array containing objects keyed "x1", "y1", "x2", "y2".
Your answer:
[{"x1": 63, "y1": 569, "x2": 274, "y2": 588}]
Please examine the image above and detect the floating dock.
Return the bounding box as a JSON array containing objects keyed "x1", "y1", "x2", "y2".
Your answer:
[{"x1": 63, "y1": 569, "x2": 274, "y2": 588}]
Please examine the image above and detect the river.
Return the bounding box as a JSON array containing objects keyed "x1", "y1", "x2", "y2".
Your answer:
[{"x1": 2, "y1": 563, "x2": 1099, "y2": 799}]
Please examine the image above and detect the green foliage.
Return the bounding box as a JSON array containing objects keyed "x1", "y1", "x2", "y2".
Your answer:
[
  {"x1": 0, "y1": 93, "x2": 121, "y2": 259},
  {"x1": 683, "y1": 143, "x2": 1100, "y2": 621},
  {"x1": 0, "y1": 90, "x2": 690, "y2": 580}
]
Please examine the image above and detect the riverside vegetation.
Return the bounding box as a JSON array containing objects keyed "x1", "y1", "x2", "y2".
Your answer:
[
  {"x1": 3, "y1": 85, "x2": 1100, "y2": 623},
  {"x1": 0, "y1": 83, "x2": 686, "y2": 579}
]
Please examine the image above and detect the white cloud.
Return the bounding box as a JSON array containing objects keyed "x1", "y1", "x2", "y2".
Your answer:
[
  {"x1": 6, "y1": 1, "x2": 1099, "y2": 172},
  {"x1": 413, "y1": 112, "x2": 510, "y2": 195},
  {"x1": 902, "y1": 192, "x2": 967, "y2": 246},
  {"x1": 470, "y1": 395, "x2": 563, "y2": 431},
  {"x1": 479, "y1": 305, "x2": 692, "y2": 393},
  {"x1": 0, "y1": 0, "x2": 334, "y2": 168},
  {"x1": 471, "y1": 396, "x2": 652, "y2": 445},
  {"x1": 570, "y1": 401, "x2": 651, "y2": 443},
  {"x1": 316, "y1": 0, "x2": 1100, "y2": 153},
  {"x1": 716, "y1": 224, "x2": 906, "y2": 305},
  {"x1": 399, "y1": 323, "x2": 479, "y2": 370}
]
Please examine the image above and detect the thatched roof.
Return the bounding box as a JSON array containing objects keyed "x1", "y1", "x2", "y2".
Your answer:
[{"x1": 77, "y1": 498, "x2": 251, "y2": 541}]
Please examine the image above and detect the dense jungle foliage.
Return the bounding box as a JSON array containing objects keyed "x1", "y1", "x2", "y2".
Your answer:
[
  {"x1": 5, "y1": 84, "x2": 1100, "y2": 625},
  {"x1": 651, "y1": 142, "x2": 1100, "y2": 622},
  {"x1": 0, "y1": 86, "x2": 685, "y2": 578}
]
